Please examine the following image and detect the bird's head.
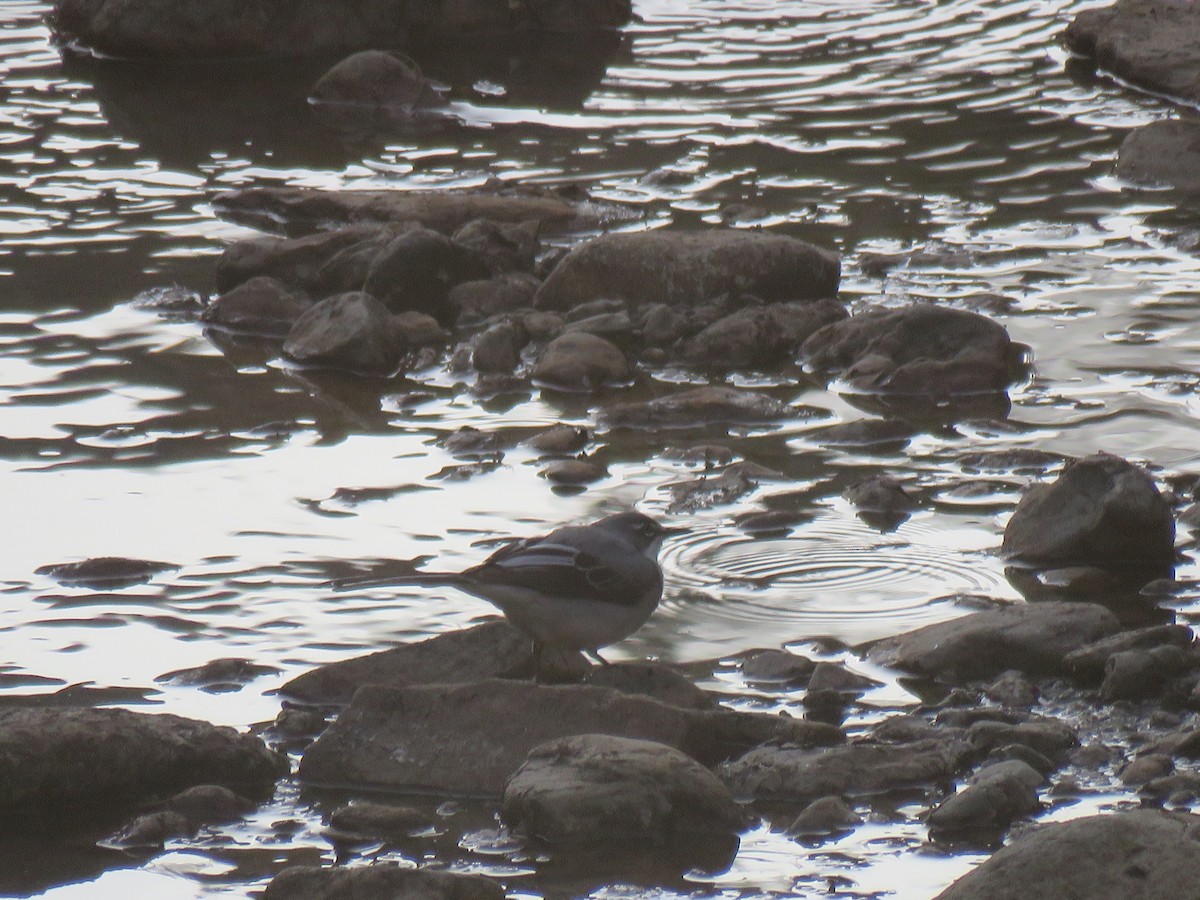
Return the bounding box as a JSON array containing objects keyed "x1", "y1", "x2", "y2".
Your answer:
[{"x1": 597, "y1": 511, "x2": 686, "y2": 557}]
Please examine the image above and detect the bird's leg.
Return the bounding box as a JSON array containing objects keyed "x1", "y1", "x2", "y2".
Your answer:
[
  {"x1": 531, "y1": 640, "x2": 543, "y2": 683},
  {"x1": 583, "y1": 648, "x2": 610, "y2": 667}
]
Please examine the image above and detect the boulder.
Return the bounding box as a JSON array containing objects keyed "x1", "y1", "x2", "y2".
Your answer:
[
  {"x1": 279, "y1": 621, "x2": 536, "y2": 705},
  {"x1": 327, "y1": 802, "x2": 435, "y2": 841},
  {"x1": 298, "y1": 679, "x2": 842, "y2": 798},
  {"x1": 362, "y1": 227, "x2": 487, "y2": 317},
  {"x1": 213, "y1": 185, "x2": 614, "y2": 237},
  {"x1": 1001, "y1": 453, "x2": 1175, "y2": 573},
  {"x1": 264, "y1": 864, "x2": 504, "y2": 900},
  {"x1": 471, "y1": 321, "x2": 526, "y2": 373},
  {"x1": 1065, "y1": 0, "x2": 1200, "y2": 105},
  {"x1": 1116, "y1": 120, "x2": 1200, "y2": 193},
  {"x1": 934, "y1": 810, "x2": 1200, "y2": 899},
  {"x1": 531, "y1": 332, "x2": 631, "y2": 391},
  {"x1": 216, "y1": 225, "x2": 389, "y2": 294},
  {"x1": 722, "y1": 737, "x2": 970, "y2": 804},
  {"x1": 51, "y1": 0, "x2": 633, "y2": 59},
  {"x1": 201, "y1": 276, "x2": 313, "y2": 337},
  {"x1": 282, "y1": 292, "x2": 409, "y2": 376},
  {"x1": 452, "y1": 218, "x2": 539, "y2": 275},
  {"x1": 679, "y1": 300, "x2": 847, "y2": 370},
  {"x1": 865, "y1": 601, "x2": 1121, "y2": 682},
  {"x1": 535, "y1": 230, "x2": 840, "y2": 312},
  {"x1": 448, "y1": 272, "x2": 541, "y2": 325},
  {"x1": 601, "y1": 386, "x2": 790, "y2": 429},
  {"x1": 787, "y1": 796, "x2": 862, "y2": 836},
  {"x1": 501, "y1": 734, "x2": 745, "y2": 844},
  {"x1": 926, "y1": 760, "x2": 1043, "y2": 836},
  {"x1": 800, "y1": 304, "x2": 1022, "y2": 395},
  {"x1": 0, "y1": 708, "x2": 285, "y2": 817}
]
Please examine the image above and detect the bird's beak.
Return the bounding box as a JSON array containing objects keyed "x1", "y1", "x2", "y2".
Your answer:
[{"x1": 660, "y1": 525, "x2": 689, "y2": 537}]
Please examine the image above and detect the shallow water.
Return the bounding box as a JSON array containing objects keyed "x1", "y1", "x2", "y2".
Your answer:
[{"x1": 2, "y1": 0, "x2": 1200, "y2": 896}]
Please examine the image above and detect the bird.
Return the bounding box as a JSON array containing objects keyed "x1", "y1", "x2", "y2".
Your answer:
[{"x1": 333, "y1": 511, "x2": 683, "y2": 669}]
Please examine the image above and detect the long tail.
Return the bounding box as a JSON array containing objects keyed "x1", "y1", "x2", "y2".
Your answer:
[{"x1": 329, "y1": 572, "x2": 467, "y2": 593}]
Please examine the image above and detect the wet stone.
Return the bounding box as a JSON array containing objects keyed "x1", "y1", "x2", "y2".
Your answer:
[
  {"x1": 1120, "y1": 754, "x2": 1175, "y2": 787},
  {"x1": 263, "y1": 864, "x2": 505, "y2": 900},
  {"x1": 282, "y1": 291, "x2": 409, "y2": 376},
  {"x1": 787, "y1": 796, "x2": 862, "y2": 837},
  {"x1": 1064, "y1": 624, "x2": 1195, "y2": 682},
  {"x1": 531, "y1": 332, "x2": 631, "y2": 392},
  {"x1": 35, "y1": 557, "x2": 177, "y2": 589},
  {"x1": 927, "y1": 759, "x2": 1043, "y2": 837},
  {"x1": 807, "y1": 662, "x2": 880, "y2": 697},
  {"x1": 103, "y1": 810, "x2": 192, "y2": 850},
  {"x1": 156, "y1": 658, "x2": 280, "y2": 692},
  {"x1": 310, "y1": 50, "x2": 445, "y2": 114},
  {"x1": 1101, "y1": 646, "x2": 1192, "y2": 702},
  {"x1": 540, "y1": 458, "x2": 607, "y2": 485},
  {"x1": 448, "y1": 272, "x2": 541, "y2": 326},
  {"x1": 525, "y1": 423, "x2": 590, "y2": 454},
  {"x1": 200, "y1": 275, "x2": 312, "y2": 337},
  {"x1": 602, "y1": 386, "x2": 790, "y2": 430},
  {"x1": 740, "y1": 650, "x2": 817, "y2": 686},
  {"x1": 501, "y1": 734, "x2": 745, "y2": 845},
  {"x1": 1116, "y1": 120, "x2": 1200, "y2": 193},
  {"x1": 581, "y1": 662, "x2": 716, "y2": 710},
  {"x1": 808, "y1": 418, "x2": 916, "y2": 450},
  {"x1": 327, "y1": 801, "x2": 435, "y2": 841}
]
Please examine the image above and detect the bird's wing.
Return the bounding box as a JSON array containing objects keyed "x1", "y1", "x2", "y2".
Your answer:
[{"x1": 472, "y1": 539, "x2": 654, "y2": 607}]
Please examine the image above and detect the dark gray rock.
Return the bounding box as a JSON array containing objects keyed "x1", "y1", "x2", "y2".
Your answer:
[
  {"x1": 214, "y1": 185, "x2": 612, "y2": 238},
  {"x1": 525, "y1": 423, "x2": 589, "y2": 454},
  {"x1": 51, "y1": 0, "x2": 632, "y2": 59},
  {"x1": 535, "y1": 230, "x2": 840, "y2": 312},
  {"x1": 35, "y1": 556, "x2": 177, "y2": 588},
  {"x1": 279, "y1": 621, "x2": 536, "y2": 705},
  {"x1": 807, "y1": 662, "x2": 880, "y2": 696},
  {"x1": 981, "y1": 670, "x2": 1039, "y2": 708},
  {"x1": 282, "y1": 292, "x2": 409, "y2": 376},
  {"x1": 602, "y1": 386, "x2": 790, "y2": 430},
  {"x1": 103, "y1": 810, "x2": 192, "y2": 849},
  {"x1": 1001, "y1": 453, "x2": 1175, "y2": 572},
  {"x1": 157, "y1": 658, "x2": 280, "y2": 692},
  {"x1": 865, "y1": 601, "x2": 1121, "y2": 682},
  {"x1": 502, "y1": 734, "x2": 745, "y2": 844},
  {"x1": 722, "y1": 737, "x2": 970, "y2": 804},
  {"x1": 162, "y1": 784, "x2": 255, "y2": 823},
  {"x1": 310, "y1": 50, "x2": 445, "y2": 114},
  {"x1": 934, "y1": 810, "x2": 1200, "y2": 899},
  {"x1": 327, "y1": 802, "x2": 434, "y2": 840},
  {"x1": 263, "y1": 864, "x2": 504, "y2": 900},
  {"x1": 1121, "y1": 754, "x2": 1174, "y2": 787},
  {"x1": 298, "y1": 679, "x2": 842, "y2": 798},
  {"x1": 452, "y1": 219, "x2": 539, "y2": 276},
  {"x1": 740, "y1": 650, "x2": 816, "y2": 686},
  {"x1": 217, "y1": 225, "x2": 389, "y2": 294},
  {"x1": 927, "y1": 760, "x2": 1043, "y2": 836},
  {"x1": 1101, "y1": 646, "x2": 1191, "y2": 702},
  {"x1": 843, "y1": 474, "x2": 918, "y2": 514},
  {"x1": 393, "y1": 310, "x2": 448, "y2": 347},
  {"x1": 967, "y1": 719, "x2": 1078, "y2": 761},
  {"x1": 679, "y1": 300, "x2": 847, "y2": 370},
  {"x1": 787, "y1": 796, "x2": 862, "y2": 836},
  {"x1": 363, "y1": 227, "x2": 486, "y2": 317},
  {"x1": 801, "y1": 304, "x2": 1022, "y2": 395},
  {"x1": 808, "y1": 418, "x2": 915, "y2": 449},
  {"x1": 581, "y1": 662, "x2": 715, "y2": 710},
  {"x1": 0, "y1": 708, "x2": 285, "y2": 815},
  {"x1": 448, "y1": 273, "x2": 541, "y2": 326},
  {"x1": 1116, "y1": 120, "x2": 1200, "y2": 193},
  {"x1": 540, "y1": 458, "x2": 606, "y2": 484},
  {"x1": 201, "y1": 276, "x2": 312, "y2": 337},
  {"x1": 1064, "y1": 624, "x2": 1194, "y2": 682},
  {"x1": 531, "y1": 332, "x2": 631, "y2": 391},
  {"x1": 471, "y1": 321, "x2": 525, "y2": 373},
  {"x1": 664, "y1": 464, "x2": 763, "y2": 514},
  {"x1": 1065, "y1": 0, "x2": 1200, "y2": 105}
]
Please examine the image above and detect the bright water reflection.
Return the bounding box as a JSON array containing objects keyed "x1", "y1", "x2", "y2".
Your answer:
[{"x1": 3, "y1": 0, "x2": 1200, "y2": 895}]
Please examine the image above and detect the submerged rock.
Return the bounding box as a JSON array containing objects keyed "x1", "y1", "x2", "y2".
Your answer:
[
  {"x1": 1116, "y1": 120, "x2": 1200, "y2": 193},
  {"x1": 35, "y1": 556, "x2": 177, "y2": 588},
  {"x1": 310, "y1": 50, "x2": 445, "y2": 114},
  {"x1": 801, "y1": 304, "x2": 1023, "y2": 395},
  {"x1": 865, "y1": 601, "x2": 1121, "y2": 682},
  {"x1": 51, "y1": 0, "x2": 632, "y2": 59},
  {"x1": 502, "y1": 734, "x2": 745, "y2": 844},
  {"x1": 1001, "y1": 453, "x2": 1175, "y2": 573},
  {"x1": 0, "y1": 708, "x2": 285, "y2": 816},
  {"x1": 1065, "y1": 0, "x2": 1200, "y2": 105},
  {"x1": 602, "y1": 387, "x2": 790, "y2": 430},
  {"x1": 934, "y1": 810, "x2": 1200, "y2": 899},
  {"x1": 298, "y1": 679, "x2": 841, "y2": 798},
  {"x1": 264, "y1": 864, "x2": 504, "y2": 900},
  {"x1": 535, "y1": 230, "x2": 840, "y2": 313}
]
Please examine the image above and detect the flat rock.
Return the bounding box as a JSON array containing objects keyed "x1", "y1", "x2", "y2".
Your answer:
[
  {"x1": 801, "y1": 304, "x2": 1022, "y2": 395},
  {"x1": 282, "y1": 291, "x2": 409, "y2": 376},
  {"x1": 0, "y1": 708, "x2": 285, "y2": 817},
  {"x1": 1065, "y1": 0, "x2": 1200, "y2": 105},
  {"x1": 327, "y1": 802, "x2": 435, "y2": 841},
  {"x1": 532, "y1": 332, "x2": 631, "y2": 391},
  {"x1": 1116, "y1": 120, "x2": 1200, "y2": 193},
  {"x1": 51, "y1": 0, "x2": 632, "y2": 59},
  {"x1": 934, "y1": 810, "x2": 1200, "y2": 899},
  {"x1": 213, "y1": 185, "x2": 614, "y2": 237},
  {"x1": 216, "y1": 225, "x2": 389, "y2": 294},
  {"x1": 502, "y1": 734, "x2": 745, "y2": 844},
  {"x1": 722, "y1": 737, "x2": 970, "y2": 804},
  {"x1": 279, "y1": 621, "x2": 535, "y2": 705},
  {"x1": 35, "y1": 556, "x2": 177, "y2": 588},
  {"x1": 865, "y1": 601, "x2": 1121, "y2": 682},
  {"x1": 1001, "y1": 453, "x2": 1175, "y2": 573},
  {"x1": 535, "y1": 230, "x2": 840, "y2": 312},
  {"x1": 264, "y1": 864, "x2": 504, "y2": 900},
  {"x1": 298, "y1": 679, "x2": 841, "y2": 798},
  {"x1": 601, "y1": 386, "x2": 790, "y2": 430}
]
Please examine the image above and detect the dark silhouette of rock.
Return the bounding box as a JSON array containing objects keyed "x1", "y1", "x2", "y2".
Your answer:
[
  {"x1": 927, "y1": 760, "x2": 1043, "y2": 837},
  {"x1": 801, "y1": 304, "x2": 1023, "y2": 395},
  {"x1": 934, "y1": 810, "x2": 1200, "y2": 899},
  {"x1": 51, "y1": 0, "x2": 632, "y2": 59},
  {"x1": 1116, "y1": 119, "x2": 1200, "y2": 193},
  {"x1": 502, "y1": 734, "x2": 745, "y2": 844},
  {"x1": 363, "y1": 227, "x2": 487, "y2": 317},
  {"x1": 787, "y1": 796, "x2": 861, "y2": 836},
  {"x1": 471, "y1": 321, "x2": 526, "y2": 373},
  {"x1": 722, "y1": 737, "x2": 970, "y2": 804},
  {"x1": 34, "y1": 556, "x2": 177, "y2": 588},
  {"x1": 157, "y1": 658, "x2": 280, "y2": 692},
  {"x1": 679, "y1": 300, "x2": 847, "y2": 370},
  {"x1": 866, "y1": 601, "x2": 1121, "y2": 682},
  {"x1": 201, "y1": 276, "x2": 312, "y2": 337},
  {"x1": 448, "y1": 272, "x2": 541, "y2": 326},
  {"x1": 310, "y1": 50, "x2": 446, "y2": 119},
  {"x1": 264, "y1": 864, "x2": 504, "y2": 900},
  {"x1": 452, "y1": 218, "x2": 539, "y2": 275},
  {"x1": 1066, "y1": 625, "x2": 1195, "y2": 681},
  {"x1": 535, "y1": 230, "x2": 840, "y2": 313},
  {"x1": 298, "y1": 679, "x2": 842, "y2": 798},
  {"x1": 1001, "y1": 453, "x2": 1175, "y2": 573},
  {"x1": 217, "y1": 225, "x2": 389, "y2": 294},
  {"x1": 601, "y1": 386, "x2": 790, "y2": 429},
  {"x1": 531, "y1": 332, "x2": 631, "y2": 391},
  {"x1": 0, "y1": 708, "x2": 285, "y2": 818},
  {"x1": 327, "y1": 802, "x2": 434, "y2": 841},
  {"x1": 1065, "y1": 0, "x2": 1200, "y2": 105},
  {"x1": 581, "y1": 662, "x2": 715, "y2": 710},
  {"x1": 282, "y1": 292, "x2": 409, "y2": 375}
]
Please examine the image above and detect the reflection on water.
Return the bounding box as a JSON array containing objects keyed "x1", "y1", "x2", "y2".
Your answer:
[{"x1": 3, "y1": 0, "x2": 1200, "y2": 895}]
